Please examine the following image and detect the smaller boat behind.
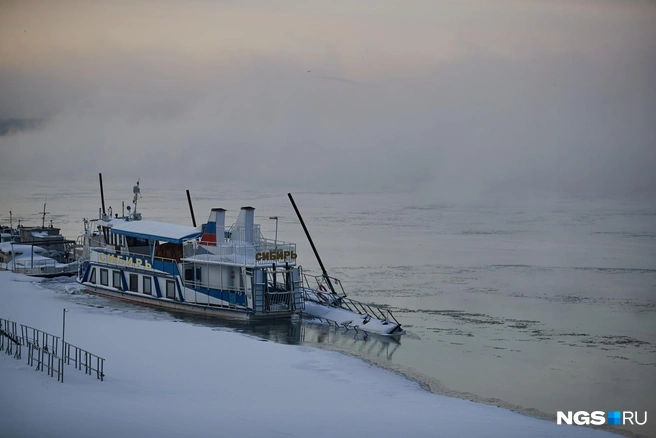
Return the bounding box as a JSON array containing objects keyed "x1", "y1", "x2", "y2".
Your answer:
[{"x1": 1, "y1": 210, "x2": 78, "y2": 278}]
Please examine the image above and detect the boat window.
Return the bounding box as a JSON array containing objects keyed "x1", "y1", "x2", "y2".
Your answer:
[
  {"x1": 126, "y1": 236, "x2": 149, "y2": 246},
  {"x1": 129, "y1": 274, "x2": 139, "y2": 292},
  {"x1": 143, "y1": 276, "x2": 152, "y2": 295},
  {"x1": 113, "y1": 271, "x2": 122, "y2": 290},
  {"x1": 100, "y1": 269, "x2": 109, "y2": 286},
  {"x1": 90, "y1": 268, "x2": 96, "y2": 284},
  {"x1": 166, "y1": 280, "x2": 176, "y2": 299},
  {"x1": 184, "y1": 267, "x2": 202, "y2": 282}
]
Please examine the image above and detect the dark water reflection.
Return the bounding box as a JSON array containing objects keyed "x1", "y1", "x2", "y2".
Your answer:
[
  {"x1": 170, "y1": 310, "x2": 403, "y2": 363},
  {"x1": 52, "y1": 280, "x2": 404, "y2": 365}
]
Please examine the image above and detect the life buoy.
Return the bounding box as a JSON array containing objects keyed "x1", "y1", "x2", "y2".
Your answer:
[
  {"x1": 316, "y1": 292, "x2": 329, "y2": 302},
  {"x1": 319, "y1": 285, "x2": 327, "y2": 291}
]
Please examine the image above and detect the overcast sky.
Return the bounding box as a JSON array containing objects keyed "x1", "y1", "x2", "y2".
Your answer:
[{"x1": 1, "y1": 0, "x2": 655, "y2": 196}]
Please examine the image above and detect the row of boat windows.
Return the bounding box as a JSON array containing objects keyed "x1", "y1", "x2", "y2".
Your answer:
[{"x1": 89, "y1": 267, "x2": 176, "y2": 299}]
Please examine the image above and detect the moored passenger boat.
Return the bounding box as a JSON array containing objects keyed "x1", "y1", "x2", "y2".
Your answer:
[
  {"x1": 76, "y1": 182, "x2": 304, "y2": 320},
  {"x1": 76, "y1": 179, "x2": 404, "y2": 334}
]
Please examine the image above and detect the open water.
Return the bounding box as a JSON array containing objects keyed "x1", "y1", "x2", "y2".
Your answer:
[{"x1": 1, "y1": 177, "x2": 655, "y2": 437}]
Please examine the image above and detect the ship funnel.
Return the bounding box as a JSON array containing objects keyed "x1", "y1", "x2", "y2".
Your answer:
[
  {"x1": 200, "y1": 208, "x2": 226, "y2": 245},
  {"x1": 241, "y1": 207, "x2": 255, "y2": 244}
]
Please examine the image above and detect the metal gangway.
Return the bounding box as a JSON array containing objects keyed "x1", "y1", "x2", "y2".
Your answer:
[{"x1": 301, "y1": 273, "x2": 401, "y2": 327}]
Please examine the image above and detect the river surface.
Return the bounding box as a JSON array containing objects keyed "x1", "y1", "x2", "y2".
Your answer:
[{"x1": 2, "y1": 177, "x2": 655, "y2": 437}]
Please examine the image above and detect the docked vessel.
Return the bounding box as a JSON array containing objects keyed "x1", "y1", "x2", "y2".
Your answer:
[
  {"x1": 76, "y1": 182, "x2": 303, "y2": 320},
  {"x1": 76, "y1": 178, "x2": 403, "y2": 334},
  {"x1": 1, "y1": 209, "x2": 78, "y2": 277}
]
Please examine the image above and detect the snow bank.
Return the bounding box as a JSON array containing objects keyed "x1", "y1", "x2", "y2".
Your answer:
[{"x1": 0, "y1": 271, "x2": 619, "y2": 438}]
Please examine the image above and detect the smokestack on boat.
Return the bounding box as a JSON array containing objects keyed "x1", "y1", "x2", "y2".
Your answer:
[
  {"x1": 214, "y1": 208, "x2": 226, "y2": 241},
  {"x1": 241, "y1": 207, "x2": 254, "y2": 244},
  {"x1": 200, "y1": 208, "x2": 226, "y2": 245}
]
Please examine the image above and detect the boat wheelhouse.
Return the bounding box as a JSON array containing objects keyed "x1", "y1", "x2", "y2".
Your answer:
[{"x1": 77, "y1": 203, "x2": 304, "y2": 320}]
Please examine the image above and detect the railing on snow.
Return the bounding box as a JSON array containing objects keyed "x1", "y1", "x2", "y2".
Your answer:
[{"x1": 0, "y1": 318, "x2": 105, "y2": 382}]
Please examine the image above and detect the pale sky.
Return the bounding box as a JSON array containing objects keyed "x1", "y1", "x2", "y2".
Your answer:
[{"x1": 1, "y1": 0, "x2": 655, "y2": 195}]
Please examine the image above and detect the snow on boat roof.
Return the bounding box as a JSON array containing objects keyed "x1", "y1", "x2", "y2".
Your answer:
[
  {"x1": 0, "y1": 242, "x2": 48, "y2": 254},
  {"x1": 110, "y1": 220, "x2": 201, "y2": 244}
]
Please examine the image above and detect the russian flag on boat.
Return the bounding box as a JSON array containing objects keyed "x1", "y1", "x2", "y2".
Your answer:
[{"x1": 200, "y1": 208, "x2": 226, "y2": 245}]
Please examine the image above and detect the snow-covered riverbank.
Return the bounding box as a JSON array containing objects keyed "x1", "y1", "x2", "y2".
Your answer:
[{"x1": 0, "y1": 271, "x2": 619, "y2": 438}]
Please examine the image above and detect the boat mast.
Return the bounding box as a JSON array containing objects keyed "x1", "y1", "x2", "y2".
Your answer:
[
  {"x1": 287, "y1": 193, "x2": 336, "y2": 294},
  {"x1": 130, "y1": 180, "x2": 142, "y2": 221},
  {"x1": 186, "y1": 189, "x2": 197, "y2": 227},
  {"x1": 40, "y1": 200, "x2": 50, "y2": 229},
  {"x1": 99, "y1": 173, "x2": 106, "y2": 216},
  {"x1": 133, "y1": 180, "x2": 140, "y2": 214}
]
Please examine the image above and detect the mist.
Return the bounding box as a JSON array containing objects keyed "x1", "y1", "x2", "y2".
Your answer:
[{"x1": 1, "y1": 0, "x2": 655, "y2": 197}]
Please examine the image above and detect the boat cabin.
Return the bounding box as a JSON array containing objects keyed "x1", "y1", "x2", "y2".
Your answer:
[{"x1": 79, "y1": 207, "x2": 303, "y2": 318}]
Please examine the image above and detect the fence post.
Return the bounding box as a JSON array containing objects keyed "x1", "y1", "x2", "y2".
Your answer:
[{"x1": 61, "y1": 309, "x2": 66, "y2": 383}]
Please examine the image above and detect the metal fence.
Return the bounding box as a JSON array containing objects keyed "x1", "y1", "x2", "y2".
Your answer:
[{"x1": 0, "y1": 318, "x2": 104, "y2": 382}]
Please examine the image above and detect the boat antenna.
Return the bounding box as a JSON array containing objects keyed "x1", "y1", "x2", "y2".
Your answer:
[
  {"x1": 132, "y1": 180, "x2": 141, "y2": 216},
  {"x1": 186, "y1": 190, "x2": 197, "y2": 227},
  {"x1": 288, "y1": 193, "x2": 336, "y2": 294},
  {"x1": 9, "y1": 210, "x2": 13, "y2": 229},
  {"x1": 99, "y1": 173, "x2": 106, "y2": 216},
  {"x1": 39, "y1": 199, "x2": 50, "y2": 229}
]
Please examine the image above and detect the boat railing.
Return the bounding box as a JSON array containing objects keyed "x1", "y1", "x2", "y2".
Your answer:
[
  {"x1": 179, "y1": 279, "x2": 295, "y2": 313},
  {"x1": 183, "y1": 238, "x2": 253, "y2": 258},
  {"x1": 182, "y1": 238, "x2": 297, "y2": 266},
  {"x1": 266, "y1": 290, "x2": 294, "y2": 312},
  {"x1": 303, "y1": 273, "x2": 347, "y2": 296},
  {"x1": 76, "y1": 235, "x2": 87, "y2": 258},
  {"x1": 302, "y1": 273, "x2": 400, "y2": 326},
  {"x1": 181, "y1": 274, "x2": 247, "y2": 305},
  {"x1": 335, "y1": 295, "x2": 400, "y2": 326},
  {"x1": 8, "y1": 258, "x2": 77, "y2": 276},
  {"x1": 253, "y1": 237, "x2": 296, "y2": 253}
]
